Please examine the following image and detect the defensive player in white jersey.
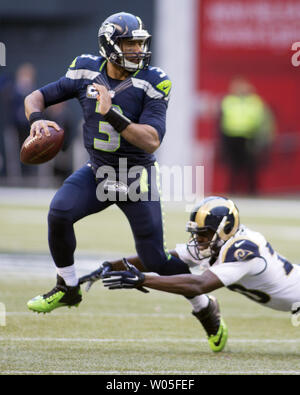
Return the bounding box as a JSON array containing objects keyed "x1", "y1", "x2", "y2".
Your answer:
[{"x1": 79, "y1": 196, "x2": 300, "y2": 351}]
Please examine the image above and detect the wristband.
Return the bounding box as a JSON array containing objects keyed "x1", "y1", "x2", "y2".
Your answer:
[
  {"x1": 29, "y1": 112, "x2": 44, "y2": 126},
  {"x1": 103, "y1": 107, "x2": 131, "y2": 133}
]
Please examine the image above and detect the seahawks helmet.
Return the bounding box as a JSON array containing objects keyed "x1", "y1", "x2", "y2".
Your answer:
[
  {"x1": 186, "y1": 196, "x2": 240, "y2": 261},
  {"x1": 98, "y1": 12, "x2": 151, "y2": 72}
]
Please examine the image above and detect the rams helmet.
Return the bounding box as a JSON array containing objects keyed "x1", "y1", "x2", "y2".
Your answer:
[
  {"x1": 186, "y1": 196, "x2": 240, "y2": 261},
  {"x1": 98, "y1": 12, "x2": 151, "y2": 72}
]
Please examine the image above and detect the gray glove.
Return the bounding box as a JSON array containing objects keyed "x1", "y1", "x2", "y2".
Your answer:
[{"x1": 78, "y1": 261, "x2": 112, "y2": 291}]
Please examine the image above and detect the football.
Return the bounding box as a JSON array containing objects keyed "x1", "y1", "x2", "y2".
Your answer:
[{"x1": 20, "y1": 126, "x2": 64, "y2": 165}]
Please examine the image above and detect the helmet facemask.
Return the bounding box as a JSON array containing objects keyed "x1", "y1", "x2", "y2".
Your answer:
[
  {"x1": 186, "y1": 216, "x2": 230, "y2": 261},
  {"x1": 186, "y1": 197, "x2": 240, "y2": 263},
  {"x1": 115, "y1": 35, "x2": 151, "y2": 72},
  {"x1": 98, "y1": 20, "x2": 151, "y2": 72}
]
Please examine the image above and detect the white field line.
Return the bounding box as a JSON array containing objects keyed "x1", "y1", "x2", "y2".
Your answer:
[
  {"x1": 1, "y1": 370, "x2": 300, "y2": 375},
  {"x1": 0, "y1": 337, "x2": 299, "y2": 344},
  {"x1": 5, "y1": 311, "x2": 287, "y2": 319}
]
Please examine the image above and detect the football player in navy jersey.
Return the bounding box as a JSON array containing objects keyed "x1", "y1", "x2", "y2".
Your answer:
[{"x1": 25, "y1": 12, "x2": 190, "y2": 314}]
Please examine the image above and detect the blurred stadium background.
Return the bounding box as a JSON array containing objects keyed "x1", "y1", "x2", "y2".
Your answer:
[{"x1": 1, "y1": 0, "x2": 300, "y2": 375}]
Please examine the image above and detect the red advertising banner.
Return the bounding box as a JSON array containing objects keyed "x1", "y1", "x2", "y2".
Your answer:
[{"x1": 195, "y1": 0, "x2": 300, "y2": 194}]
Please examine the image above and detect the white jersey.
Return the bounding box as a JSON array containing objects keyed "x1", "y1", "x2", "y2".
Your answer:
[{"x1": 176, "y1": 225, "x2": 300, "y2": 312}]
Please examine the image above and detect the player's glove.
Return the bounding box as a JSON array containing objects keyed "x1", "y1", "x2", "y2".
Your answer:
[
  {"x1": 78, "y1": 261, "x2": 112, "y2": 292},
  {"x1": 102, "y1": 258, "x2": 149, "y2": 293}
]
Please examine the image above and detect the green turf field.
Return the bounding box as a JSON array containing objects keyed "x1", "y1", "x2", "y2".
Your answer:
[{"x1": 0, "y1": 195, "x2": 300, "y2": 375}]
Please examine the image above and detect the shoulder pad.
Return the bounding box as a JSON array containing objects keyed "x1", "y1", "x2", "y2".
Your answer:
[
  {"x1": 68, "y1": 54, "x2": 103, "y2": 71},
  {"x1": 66, "y1": 54, "x2": 103, "y2": 81},
  {"x1": 222, "y1": 238, "x2": 261, "y2": 263},
  {"x1": 135, "y1": 66, "x2": 172, "y2": 99}
]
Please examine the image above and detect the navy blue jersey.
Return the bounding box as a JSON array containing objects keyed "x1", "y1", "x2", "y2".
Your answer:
[{"x1": 39, "y1": 54, "x2": 172, "y2": 169}]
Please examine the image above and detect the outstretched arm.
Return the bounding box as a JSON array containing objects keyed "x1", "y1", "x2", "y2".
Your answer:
[
  {"x1": 142, "y1": 270, "x2": 224, "y2": 298},
  {"x1": 79, "y1": 250, "x2": 180, "y2": 291},
  {"x1": 107, "y1": 255, "x2": 147, "y2": 272},
  {"x1": 108, "y1": 250, "x2": 179, "y2": 272},
  {"x1": 102, "y1": 259, "x2": 224, "y2": 298}
]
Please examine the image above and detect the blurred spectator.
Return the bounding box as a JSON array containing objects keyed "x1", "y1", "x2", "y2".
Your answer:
[
  {"x1": 4, "y1": 63, "x2": 37, "y2": 178},
  {"x1": 0, "y1": 64, "x2": 78, "y2": 187},
  {"x1": 218, "y1": 76, "x2": 275, "y2": 195},
  {"x1": 0, "y1": 72, "x2": 12, "y2": 177}
]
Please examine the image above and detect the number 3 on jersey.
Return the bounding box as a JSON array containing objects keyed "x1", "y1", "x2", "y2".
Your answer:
[{"x1": 94, "y1": 103, "x2": 122, "y2": 152}]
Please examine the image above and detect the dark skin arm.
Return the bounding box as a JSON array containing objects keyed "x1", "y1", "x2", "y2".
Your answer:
[
  {"x1": 108, "y1": 250, "x2": 179, "y2": 272},
  {"x1": 24, "y1": 89, "x2": 61, "y2": 138},
  {"x1": 142, "y1": 270, "x2": 224, "y2": 298},
  {"x1": 107, "y1": 251, "x2": 224, "y2": 298},
  {"x1": 109, "y1": 255, "x2": 146, "y2": 271}
]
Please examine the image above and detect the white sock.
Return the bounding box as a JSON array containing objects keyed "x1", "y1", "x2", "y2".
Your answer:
[
  {"x1": 188, "y1": 294, "x2": 210, "y2": 313},
  {"x1": 56, "y1": 265, "x2": 78, "y2": 286}
]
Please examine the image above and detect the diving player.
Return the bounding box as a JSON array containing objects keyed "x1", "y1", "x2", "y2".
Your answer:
[
  {"x1": 25, "y1": 12, "x2": 190, "y2": 314},
  {"x1": 80, "y1": 196, "x2": 300, "y2": 351}
]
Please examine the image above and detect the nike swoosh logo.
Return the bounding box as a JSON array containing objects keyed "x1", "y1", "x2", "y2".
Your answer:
[
  {"x1": 213, "y1": 326, "x2": 223, "y2": 347},
  {"x1": 129, "y1": 276, "x2": 139, "y2": 282},
  {"x1": 235, "y1": 240, "x2": 245, "y2": 248}
]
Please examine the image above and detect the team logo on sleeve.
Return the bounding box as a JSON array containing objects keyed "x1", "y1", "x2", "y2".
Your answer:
[
  {"x1": 156, "y1": 79, "x2": 172, "y2": 96},
  {"x1": 224, "y1": 239, "x2": 260, "y2": 262},
  {"x1": 234, "y1": 248, "x2": 256, "y2": 261}
]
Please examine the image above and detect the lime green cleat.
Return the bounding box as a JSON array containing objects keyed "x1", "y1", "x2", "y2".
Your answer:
[
  {"x1": 192, "y1": 295, "x2": 228, "y2": 352},
  {"x1": 207, "y1": 317, "x2": 228, "y2": 352},
  {"x1": 27, "y1": 275, "x2": 82, "y2": 314}
]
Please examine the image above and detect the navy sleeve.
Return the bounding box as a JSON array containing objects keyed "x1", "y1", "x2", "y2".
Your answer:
[
  {"x1": 137, "y1": 68, "x2": 172, "y2": 143},
  {"x1": 39, "y1": 76, "x2": 78, "y2": 107},
  {"x1": 138, "y1": 99, "x2": 168, "y2": 142}
]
